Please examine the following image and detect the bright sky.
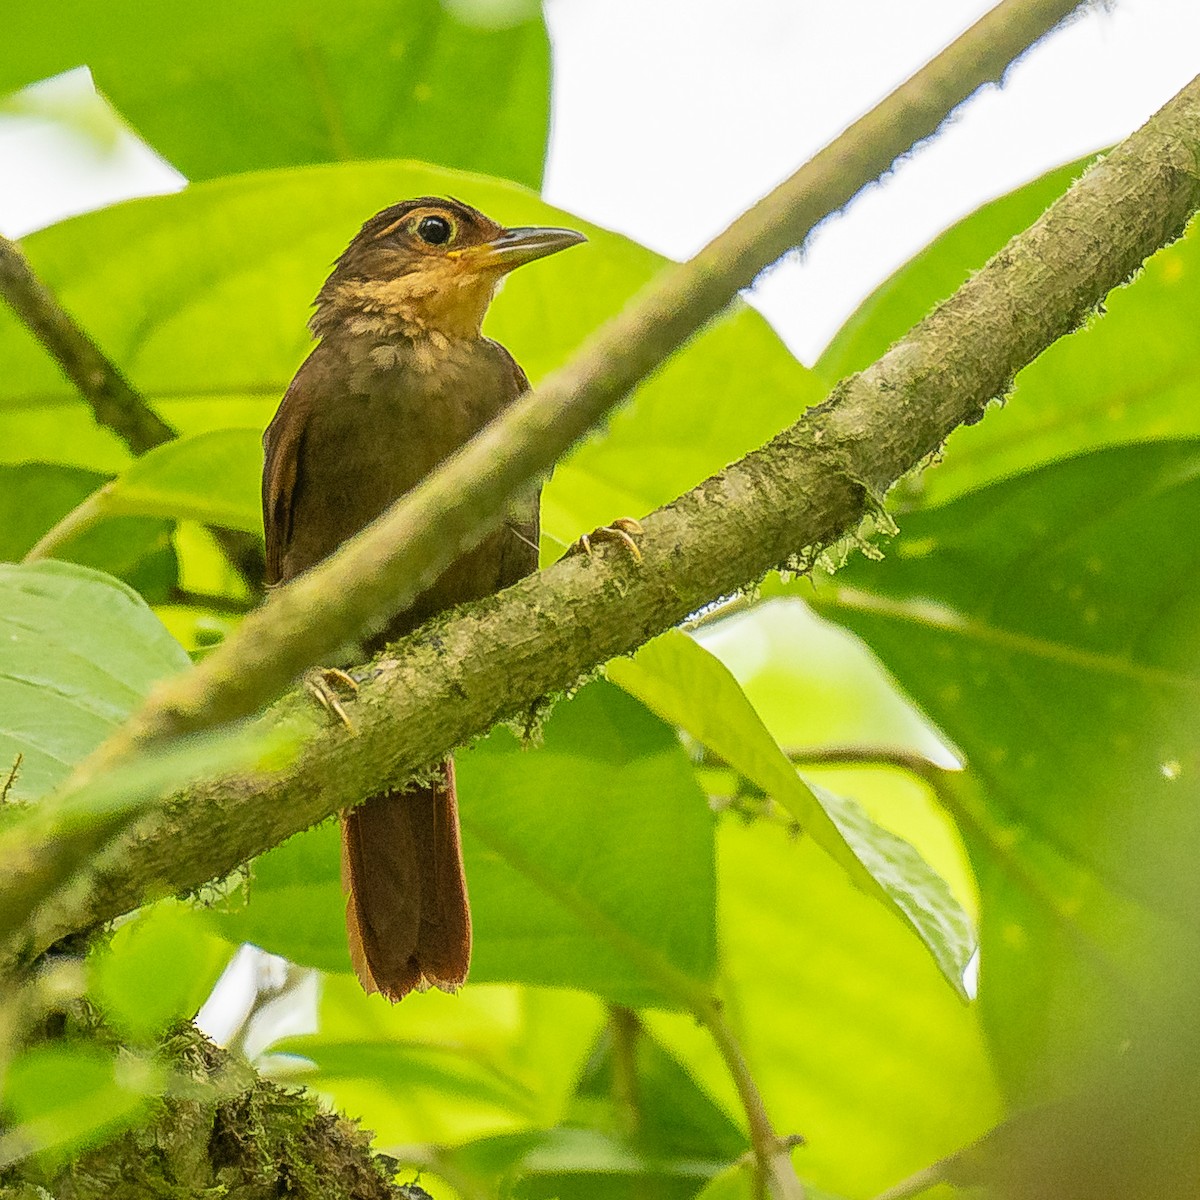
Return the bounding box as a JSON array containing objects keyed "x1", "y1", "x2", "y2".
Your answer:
[{"x1": 1, "y1": 0, "x2": 1197, "y2": 363}]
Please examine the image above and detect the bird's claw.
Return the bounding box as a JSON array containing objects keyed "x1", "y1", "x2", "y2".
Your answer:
[
  {"x1": 305, "y1": 667, "x2": 360, "y2": 734},
  {"x1": 572, "y1": 517, "x2": 644, "y2": 563}
]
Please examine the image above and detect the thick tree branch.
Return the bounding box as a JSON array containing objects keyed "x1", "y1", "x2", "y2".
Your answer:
[
  {"x1": 19, "y1": 71, "x2": 1200, "y2": 964},
  {"x1": 0, "y1": 234, "x2": 265, "y2": 587},
  {"x1": 74, "y1": 0, "x2": 1088, "y2": 772}
]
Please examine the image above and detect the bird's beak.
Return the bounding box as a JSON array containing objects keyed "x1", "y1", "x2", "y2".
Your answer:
[{"x1": 468, "y1": 225, "x2": 587, "y2": 272}]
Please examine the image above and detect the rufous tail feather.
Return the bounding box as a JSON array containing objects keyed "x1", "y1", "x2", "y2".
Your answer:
[{"x1": 340, "y1": 758, "x2": 470, "y2": 1000}]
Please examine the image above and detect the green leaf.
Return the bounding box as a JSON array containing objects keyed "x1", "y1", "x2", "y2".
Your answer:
[
  {"x1": 820, "y1": 156, "x2": 1200, "y2": 505},
  {"x1": 207, "y1": 819, "x2": 350, "y2": 974},
  {"x1": 275, "y1": 1038, "x2": 539, "y2": 1114},
  {"x1": 270, "y1": 976, "x2": 602, "y2": 1147},
  {"x1": 212, "y1": 680, "x2": 717, "y2": 1008},
  {"x1": 813, "y1": 782, "x2": 974, "y2": 996},
  {"x1": 443, "y1": 1126, "x2": 728, "y2": 1200},
  {"x1": 818, "y1": 159, "x2": 1089, "y2": 382},
  {"x1": 90, "y1": 903, "x2": 232, "y2": 1043},
  {"x1": 79, "y1": 430, "x2": 263, "y2": 535},
  {"x1": 1, "y1": 0, "x2": 551, "y2": 187},
  {"x1": 609, "y1": 631, "x2": 975, "y2": 995},
  {"x1": 0, "y1": 462, "x2": 177, "y2": 601},
  {"x1": 810, "y1": 439, "x2": 1200, "y2": 1099},
  {"x1": 0, "y1": 562, "x2": 284, "y2": 936},
  {"x1": 571, "y1": 1018, "x2": 747, "y2": 1162},
  {"x1": 0, "y1": 560, "x2": 190, "y2": 801},
  {"x1": 460, "y1": 681, "x2": 717, "y2": 1006},
  {"x1": 0, "y1": 1043, "x2": 160, "y2": 1168},
  {"x1": 0, "y1": 163, "x2": 822, "y2": 551},
  {"x1": 648, "y1": 818, "x2": 1001, "y2": 1198},
  {"x1": 105, "y1": 429, "x2": 263, "y2": 533}
]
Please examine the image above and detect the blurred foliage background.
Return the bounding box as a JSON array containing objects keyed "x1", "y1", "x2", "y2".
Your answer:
[{"x1": 1, "y1": 3, "x2": 1198, "y2": 1198}]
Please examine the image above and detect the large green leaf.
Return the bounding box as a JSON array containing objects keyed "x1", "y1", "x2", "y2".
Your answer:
[
  {"x1": 809, "y1": 440, "x2": 1200, "y2": 1100},
  {"x1": 648, "y1": 817, "x2": 1000, "y2": 1198},
  {"x1": 818, "y1": 159, "x2": 1088, "y2": 382},
  {"x1": 37, "y1": 431, "x2": 265, "y2": 544},
  {"x1": 2, "y1": 0, "x2": 550, "y2": 187},
  {"x1": 609, "y1": 630, "x2": 975, "y2": 994},
  {"x1": 213, "y1": 680, "x2": 716, "y2": 1008},
  {"x1": 276, "y1": 1039, "x2": 542, "y2": 1116},
  {"x1": 0, "y1": 162, "x2": 822, "y2": 551},
  {"x1": 208, "y1": 819, "x2": 349, "y2": 974},
  {"x1": 819, "y1": 157, "x2": 1200, "y2": 505},
  {"x1": 460, "y1": 681, "x2": 717, "y2": 1006},
  {"x1": 266, "y1": 977, "x2": 602, "y2": 1148},
  {"x1": 0, "y1": 560, "x2": 190, "y2": 801}
]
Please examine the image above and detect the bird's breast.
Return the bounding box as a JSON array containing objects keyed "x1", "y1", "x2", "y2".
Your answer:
[{"x1": 284, "y1": 334, "x2": 524, "y2": 569}]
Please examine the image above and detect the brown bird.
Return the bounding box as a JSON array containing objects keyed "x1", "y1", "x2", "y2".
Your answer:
[{"x1": 262, "y1": 197, "x2": 585, "y2": 1000}]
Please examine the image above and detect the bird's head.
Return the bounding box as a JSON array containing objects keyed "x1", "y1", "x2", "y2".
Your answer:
[{"x1": 311, "y1": 197, "x2": 586, "y2": 341}]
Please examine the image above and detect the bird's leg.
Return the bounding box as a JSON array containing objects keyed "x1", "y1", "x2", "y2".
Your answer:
[
  {"x1": 305, "y1": 667, "x2": 360, "y2": 734},
  {"x1": 570, "y1": 517, "x2": 644, "y2": 563}
]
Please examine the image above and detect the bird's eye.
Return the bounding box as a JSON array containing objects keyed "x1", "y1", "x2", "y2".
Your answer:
[{"x1": 416, "y1": 215, "x2": 453, "y2": 245}]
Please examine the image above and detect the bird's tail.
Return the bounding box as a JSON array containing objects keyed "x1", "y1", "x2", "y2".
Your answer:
[{"x1": 340, "y1": 758, "x2": 471, "y2": 1000}]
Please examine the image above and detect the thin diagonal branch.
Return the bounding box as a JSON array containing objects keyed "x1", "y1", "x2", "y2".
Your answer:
[
  {"x1": 0, "y1": 232, "x2": 176, "y2": 454},
  {"x1": 19, "y1": 70, "x2": 1200, "y2": 968},
  {"x1": 0, "y1": 234, "x2": 265, "y2": 587},
  {"x1": 73, "y1": 0, "x2": 1089, "y2": 774},
  {"x1": 697, "y1": 996, "x2": 806, "y2": 1200}
]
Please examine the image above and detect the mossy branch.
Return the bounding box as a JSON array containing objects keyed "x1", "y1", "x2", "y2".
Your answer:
[
  {"x1": 72, "y1": 0, "x2": 1089, "y2": 775},
  {"x1": 0, "y1": 1024, "x2": 408, "y2": 1200},
  {"x1": 19, "y1": 67, "x2": 1200, "y2": 966}
]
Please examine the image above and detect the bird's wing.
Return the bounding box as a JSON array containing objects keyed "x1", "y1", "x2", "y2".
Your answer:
[
  {"x1": 261, "y1": 351, "x2": 321, "y2": 587},
  {"x1": 491, "y1": 345, "x2": 542, "y2": 584}
]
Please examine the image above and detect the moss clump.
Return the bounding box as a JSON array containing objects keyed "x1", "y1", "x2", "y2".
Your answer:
[{"x1": 2, "y1": 1024, "x2": 405, "y2": 1200}]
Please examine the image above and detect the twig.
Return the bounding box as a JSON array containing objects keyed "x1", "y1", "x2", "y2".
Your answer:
[
  {"x1": 167, "y1": 588, "x2": 256, "y2": 616},
  {"x1": 696, "y1": 996, "x2": 805, "y2": 1200},
  {"x1": 782, "y1": 745, "x2": 959, "y2": 796},
  {"x1": 70, "y1": 0, "x2": 1090, "y2": 771},
  {"x1": 0, "y1": 234, "x2": 265, "y2": 589},
  {"x1": 0, "y1": 233, "x2": 176, "y2": 454},
  {"x1": 0, "y1": 755, "x2": 22, "y2": 805},
  {"x1": 608, "y1": 1004, "x2": 644, "y2": 1139},
  {"x1": 19, "y1": 68, "x2": 1200, "y2": 965}
]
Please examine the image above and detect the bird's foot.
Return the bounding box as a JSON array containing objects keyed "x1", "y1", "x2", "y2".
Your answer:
[
  {"x1": 305, "y1": 667, "x2": 360, "y2": 734},
  {"x1": 570, "y1": 517, "x2": 644, "y2": 563}
]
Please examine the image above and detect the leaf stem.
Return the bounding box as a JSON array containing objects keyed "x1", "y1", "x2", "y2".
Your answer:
[
  {"x1": 783, "y1": 745, "x2": 960, "y2": 797},
  {"x1": 608, "y1": 1004, "x2": 644, "y2": 1140},
  {"x1": 22, "y1": 486, "x2": 113, "y2": 562},
  {"x1": 693, "y1": 995, "x2": 806, "y2": 1200}
]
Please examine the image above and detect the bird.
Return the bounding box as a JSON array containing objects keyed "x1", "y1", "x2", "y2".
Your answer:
[{"x1": 262, "y1": 196, "x2": 586, "y2": 1000}]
